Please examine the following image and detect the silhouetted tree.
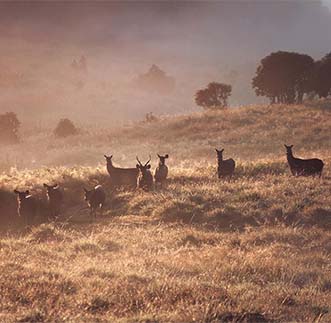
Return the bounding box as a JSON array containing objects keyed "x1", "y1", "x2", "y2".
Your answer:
[
  {"x1": 0, "y1": 112, "x2": 20, "y2": 144},
  {"x1": 310, "y1": 53, "x2": 331, "y2": 98},
  {"x1": 195, "y1": 82, "x2": 232, "y2": 110},
  {"x1": 54, "y1": 118, "x2": 78, "y2": 138},
  {"x1": 252, "y1": 51, "x2": 314, "y2": 104}
]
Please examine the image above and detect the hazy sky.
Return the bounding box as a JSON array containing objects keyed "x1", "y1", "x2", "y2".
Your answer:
[
  {"x1": 1, "y1": 0, "x2": 331, "y2": 121},
  {"x1": 322, "y1": 0, "x2": 331, "y2": 9}
]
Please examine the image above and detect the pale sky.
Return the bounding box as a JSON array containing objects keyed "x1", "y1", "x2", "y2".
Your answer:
[{"x1": 322, "y1": 0, "x2": 331, "y2": 9}]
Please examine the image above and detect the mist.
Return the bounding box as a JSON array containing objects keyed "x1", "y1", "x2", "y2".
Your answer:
[{"x1": 1, "y1": 1, "x2": 331, "y2": 125}]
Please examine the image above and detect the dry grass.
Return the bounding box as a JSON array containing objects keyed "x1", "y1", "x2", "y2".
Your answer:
[{"x1": 0, "y1": 103, "x2": 331, "y2": 322}]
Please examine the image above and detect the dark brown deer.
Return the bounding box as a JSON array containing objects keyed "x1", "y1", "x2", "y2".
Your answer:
[
  {"x1": 154, "y1": 154, "x2": 169, "y2": 187},
  {"x1": 83, "y1": 185, "x2": 106, "y2": 220},
  {"x1": 104, "y1": 155, "x2": 139, "y2": 189},
  {"x1": 215, "y1": 148, "x2": 235, "y2": 179},
  {"x1": 13, "y1": 190, "x2": 37, "y2": 225},
  {"x1": 136, "y1": 156, "x2": 154, "y2": 191},
  {"x1": 43, "y1": 183, "x2": 63, "y2": 220},
  {"x1": 284, "y1": 144, "x2": 324, "y2": 177}
]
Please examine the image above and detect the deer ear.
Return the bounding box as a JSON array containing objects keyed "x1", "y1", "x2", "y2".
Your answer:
[
  {"x1": 26, "y1": 190, "x2": 30, "y2": 195},
  {"x1": 147, "y1": 164, "x2": 151, "y2": 169},
  {"x1": 290, "y1": 145, "x2": 293, "y2": 148},
  {"x1": 136, "y1": 164, "x2": 140, "y2": 168},
  {"x1": 284, "y1": 144, "x2": 287, "y2": 148},
  {"x1": 14, "y1": 190, "x2": 19, "y2": 194},
  {"x1": 43, "y1": 183, "x2": 48, "y2": 188},
  {"x1": 165, "y1": 154, "x2": 169, "y2": 158},
  {"x1": 157, "y1": 154, "x2": 161, "y2": 158},
  {"x1": 215, "y1": 148, "x2": 219, "y2": 153},
  {"x1": 221, "y1": 149, "x2": 224, "y2": 153}
]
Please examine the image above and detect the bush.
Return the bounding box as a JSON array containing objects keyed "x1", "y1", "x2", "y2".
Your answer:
[
  {"x1": 54, "y1": 118, "x2": 78, "y2": 138},
  {"x1": 0, "y1": 112, "x2": 20, "y2": 144},
  {"x1": 144, "y1": 112, "x2": 158, "y2": 123}
]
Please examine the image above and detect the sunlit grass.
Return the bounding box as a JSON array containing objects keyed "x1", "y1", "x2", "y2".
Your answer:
[{"x1": 0, "y1": 103, "x2": 331, "y2": 322}]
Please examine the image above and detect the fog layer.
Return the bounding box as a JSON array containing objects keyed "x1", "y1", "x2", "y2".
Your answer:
[{"x1": 0, "y1": 1, "x2": 330, "y2": 124}]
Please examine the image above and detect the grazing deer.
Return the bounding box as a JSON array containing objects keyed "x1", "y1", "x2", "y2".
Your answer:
[
  {"x1": 83, "y1": 185, "x2": 106, "y2": 220},
  {"x1": 13, "y1": 190, "x2": 37, "y2": 225},
  {"x1": 104, "y1": 155, "x2": 139, "y2": 189},
  {"x1": 136, "y1": 156, "x2": 154, "y2": 191},
  {"x1": 215, "y1": 148, "x2": 235, "y2": 179},
  {"x1": 284, "y1": 144, "x2": 324, "y2": 177},
  {"x1": 43, "y1": 183, "x2": 63, "y2": 220},
  {"x1": 154, "y1": 154, "x2": 169, "y2": 187}
]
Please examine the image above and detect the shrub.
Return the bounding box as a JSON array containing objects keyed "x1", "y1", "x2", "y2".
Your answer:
[
  {"x1": 144, "y1": 112, "x2": 158, "y2": 123},
  {"x1": 54, "y1": 118, "x2": 78, "y2": 138},
  {"x1": 0, "y1": 112, "x2": 20, "y2": 144}
]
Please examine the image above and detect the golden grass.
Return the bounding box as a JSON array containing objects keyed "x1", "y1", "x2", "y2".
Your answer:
[{"x1": 0, "y1": 103, "x2": 331, "y2": 322}]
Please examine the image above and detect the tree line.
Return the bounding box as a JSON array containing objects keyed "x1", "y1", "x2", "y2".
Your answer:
[{"x1": 196, "y1": 50, "x2": 331, "y2": 109}]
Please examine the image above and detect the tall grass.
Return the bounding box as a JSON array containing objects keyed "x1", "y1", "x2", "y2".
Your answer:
[{"x1": 0, "y1": 103, "x2": 331, "y2": 322}]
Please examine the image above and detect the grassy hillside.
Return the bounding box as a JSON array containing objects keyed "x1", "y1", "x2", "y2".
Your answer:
[
  {"x1": 0, "y1": 104, "x2": 331, "y2": 322},
  {"x1": 1, "y1": 103, "x2": 331, "y2": 171}
]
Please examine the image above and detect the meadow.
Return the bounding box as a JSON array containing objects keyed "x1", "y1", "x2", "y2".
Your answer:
[{"x1": 0, "y1": 104, "x2": 331, "y2": 322}]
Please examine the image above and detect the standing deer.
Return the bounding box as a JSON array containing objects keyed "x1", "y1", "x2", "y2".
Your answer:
[
  {"x1": 83, "y1": 185, "x2": 106, "y2": 220},
  {"x1": 13, "y1": 190, "x2": 37, "y2": 226},
  {"x1": 136, "y1": 156, "x2": 154, "y2": 191},
  {"x1": 43, "y1": 183, "x2": 63, "y2": 220},
  {"x1": 154, "y1": 154, "x2": 169, "y2": 187},
  {"x1": 104, "y1": 155, "x2": 139, "y2": 189},
  {"x1": 215, "y1": 148, "x2": 235, "y2": 179},
  {"x1": 284, "y1": 144, "x2": 324, "y2": 177}
]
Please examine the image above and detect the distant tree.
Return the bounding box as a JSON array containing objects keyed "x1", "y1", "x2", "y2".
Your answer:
[
  {"x1": 0, "y1": 112, "x2": 20, "y2": 144},
  {"x1": 310, "y1": 52, "x2": 331, "y2": 98},
  {"x1": 195, "y1": 82, "x2": 232, "y2": 110},
  {"x1": 252, "y1": 51, "x2": 314, "y2": 104},
  {"x1": 135, "y1": 64, "x2": 175, "y2": 94},
  {"x1": 54, "y1": 118, "x2": 78, "y2": 138}
]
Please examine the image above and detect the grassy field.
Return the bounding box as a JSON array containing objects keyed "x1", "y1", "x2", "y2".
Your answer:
[{"x1": 0, "y1": 104, "x2": 331, "y2": 322}]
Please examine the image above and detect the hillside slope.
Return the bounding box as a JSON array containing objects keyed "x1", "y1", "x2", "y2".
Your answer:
[
  {"x1": 1, "y1": 103, "x2": 331, "y2": 171},
  {"x1": 0, "y1": 104, "x2": 331, "y2": 322}
]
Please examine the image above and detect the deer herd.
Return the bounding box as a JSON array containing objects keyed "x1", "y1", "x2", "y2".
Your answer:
[{"x1": 13, "y1": 145, "x2": 324, "y2": 226}]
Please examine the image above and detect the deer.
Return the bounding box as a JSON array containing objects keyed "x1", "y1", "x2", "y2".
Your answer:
[
  {"x1": 83, "y1": 185, "x2": 106, "y2": 220},
  {"x1": 154, "y1": 154, "x2": 169, "y2": 187},
  {"x1": 215, "y1": 148, "x2": 235, "y2": 179},
  {"x1": 284, "y1": 144, "x2": 324, "y2": 177},
  {"x1": 43, "y1": 183, "x2": 63, "y2": 220},
  {"x1": 136, "y1": 156, "x2": 154, "y2": 191},
  {"x1": 13, "y1": 190, "x2": 37, "y2": 226},
  {"x1": 104, "y1": 155, "x2": 139, "y2": 189}
]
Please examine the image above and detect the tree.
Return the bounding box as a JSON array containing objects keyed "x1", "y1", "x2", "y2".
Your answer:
[
  {"x1": 310, "y1": 52, "x2": 331, "y2": 98},
  {"x1": 54, "y1": 118, "x2": 78, "y2": 138},
  {"x1": 135, "y1": 64, "x2": 175, "y2": 94},
  {"x1": 0, "y1": 112, "x2": 20, "y2": 144},
  {"x1": 195, "y1": 82, "x2": 232, "y2": 110},
  {"x1": 252, "y1": 51, "x2": 314, "y2": 104}
]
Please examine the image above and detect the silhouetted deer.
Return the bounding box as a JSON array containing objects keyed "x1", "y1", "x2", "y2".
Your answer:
[
  {"x1": 13, "y1": 190, "x2": 37, "y2": 225},
  {"x1": 154, "y1": 154, "x2": 169, "y2": 187},
  {"x1": 104, "y1": 155, "x2": 139, "y2": 189},
  {"x1": 284, "y1": 144, "x2": 324, "y2": 177},
  {"x1": 215, "y1": 148, "x2": 235, "y2": 179},
  {"x1": 136, "y1": 156, "x2": 154, "y2": 191},
  {"x1": 43, "y1": 183, "x2": 63, "y2": 220},
  {"x1": 83, "y1": 185, "x2": 106, "y2": 220}
]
